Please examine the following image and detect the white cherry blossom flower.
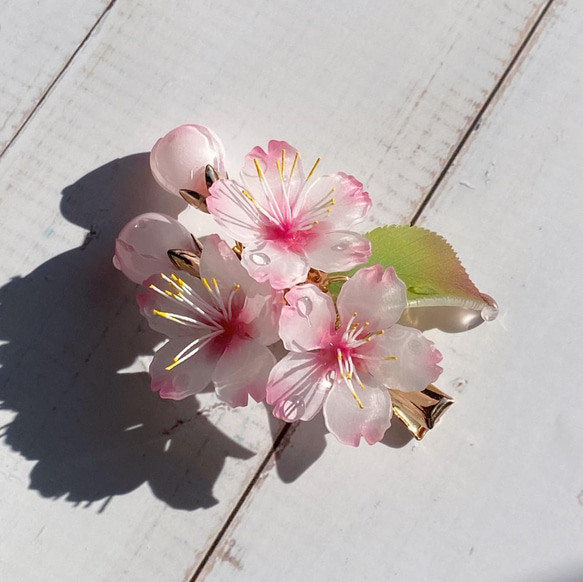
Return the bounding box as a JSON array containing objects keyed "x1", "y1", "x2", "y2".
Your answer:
[
  {"x1": 266, "y1": 265, "x2": 443, "y2": 446},
  {"x1": 207, "y1": 140, "x2": 372, "y2": 289},
  {"x1": 138, "y1": 235, "x2": 281, "y2": 406}
]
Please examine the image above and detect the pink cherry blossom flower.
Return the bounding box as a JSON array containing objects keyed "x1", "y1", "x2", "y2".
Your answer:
[
  {"x1": 266, "y1": 265, "x2": 443, "y2": 446},
  {"x1": 150, "y1": 124, "x2": 226, "y2": 197},
  {"x1": 207, "y1": 140, "x2": 372, "y2": 289},
  {"x1": 137, "y1": 234, "x2": 281, "y2": 406},
  {"x1": 114, "y1": 213, "x2": 198, "y2": 285}
]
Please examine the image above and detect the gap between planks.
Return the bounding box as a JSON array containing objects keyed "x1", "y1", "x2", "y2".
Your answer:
[
  {"x1": 410, "y1": 0, "x2": 557, "y2": 224},
  {"x1": 189, "y1": 0, "x2": 557, "y2": 580},
  {"x1": 0, "y1": 0, "x2": 119, "y2": 160}
]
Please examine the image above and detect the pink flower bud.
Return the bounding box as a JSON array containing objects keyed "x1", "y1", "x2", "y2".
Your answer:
[{"x1": 150, "y1": 124, "x2": 226, "y2": 197}]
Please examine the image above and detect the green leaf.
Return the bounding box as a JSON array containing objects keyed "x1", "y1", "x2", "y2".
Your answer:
[{"x1": 329, "y1": 225, "x2": 495, "y2": 315}]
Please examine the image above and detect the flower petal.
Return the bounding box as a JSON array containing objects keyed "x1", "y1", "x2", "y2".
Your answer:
[
  {"x1": 199, "y1": 234, "x2": 276, "y2": 303},
  {"x1": 373, "y1": 324, "x2": 443, "y2": 391},
  {"x1": 301, "y1": 172, "x2": 371, "y2": 229},
  {"x1": 150, "y1": 124, "x2": 226, "y2": 197},
  {"x1": 213, "y1": 339, "x2": 276, "y2": 407},
  {"x1": 323, "y1": 382, "x2": 392, "y2": 446},
  {"x1": 305, "y1": 230, "x2": 371, "y2": 272},
  {"x1": 240, "y1": 241, "x2": 309, "y2": 289},
  {"x1": 239, "y1": 293, "x2": 282, "y2": 346},
  {"x1": 267, "y1": 352, "x2": 332, "y2": 422},
  {"x1": 207, "y1": 178, "x2": 263, "y2": 243},
  {"x1": 114, "y1": 213, "x2": 194, "y2": 285},
  {"x1": 241, "y1": 141, "x2": 306, "y2": 210},
  {"x1": 338, "y1": 265, "x2": 407, "y2": 331},
  {"x1": 279, "y1": 284, "x2": 336, "y2": 352},
  {"x1": 199, "y1": 234, "x2": 250, "y2": 303},
  {"x1": 150, "y1": 336, "x2": 219, "y2": 400}
]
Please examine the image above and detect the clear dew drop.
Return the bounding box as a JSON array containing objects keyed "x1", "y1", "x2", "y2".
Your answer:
[
  {"x1": 481, "y1": 302, "x2": 499, "y2": 321},
  {"x1": 408, "y1": 339, "x2": 423, "y2": 355},
  {"x1": 480, "y1": 294, "x2": 499, "y2": 322},
  {"x1": 296, "y1": 296, "x2": 313, "y2": 318},
  {"x1": 408, "y1": 285, "x2": 436, "y2": 296},
  {"x1": 332, "y1": 240, "x2": 350, "y2": 251},
  {"x1": 250, "y1": 252, "x2": 270, "y2": 266},
  {"x1": 282, "y1": 396, "x2": 305, "y2": 421},
  {"x1": 323, "y1": 370, "x2": 336, "y2": 389}
]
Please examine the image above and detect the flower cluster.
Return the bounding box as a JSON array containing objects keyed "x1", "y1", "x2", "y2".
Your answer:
[{"x1": 114, "y1": 124, "x2": 447, "y2": 446}]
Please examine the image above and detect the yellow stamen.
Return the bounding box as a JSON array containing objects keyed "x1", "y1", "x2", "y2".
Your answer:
[
  {"x1": 385, "y1": 355, "x2": 398, "y2": 361},
  {"x1": 234, "y1": 283, "x2": 241, "y2": 291},
  {"x1": 290, "y1": 151, "x2": 299, "y2": 178},
  {"x1": 276, "y1": 160, "x2": 283, "y2": 181},
  {"x1": 242, "y1": 189, "x2": 256, "y2": 203},
  {"x1": 212, "y1": 277, "x2": 220, "y2": 292},
  {"x1": 352, "y1": 391, "x2": 364, "y2": 409},
  {"x1": 306, "y1": 157, "x2": 321, "y2": 181},
  {"x1": 202, "y1": 277, "x2": 212, "y2": 292},
  {"x1": 254, "y1": 158, "x2": 265, "y2": 180},
  {"x1": 281, "y1": 149, "x2": 286, "y2": 175}
]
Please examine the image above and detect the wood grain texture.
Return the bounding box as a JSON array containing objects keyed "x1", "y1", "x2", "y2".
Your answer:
[
  {"x1": 199, "y1": 2, "x2": 583, "y2": 581},
  {"x1": 0, "y1": 0, "x2": 113, "y2": 152},
  {"x1": 0, "y1": 0, "x2": 552, "y2": 580}
]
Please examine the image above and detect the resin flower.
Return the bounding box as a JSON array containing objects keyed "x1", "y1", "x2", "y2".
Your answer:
[
  {"x1": 266, "y1": 265, "x2": 443, "y2": 446},
  {"x1": 150, "y1": 124, "x2": 226, "y2": 197},
  {"x1": 138, "y1": 234, "x2": 281, "y2": 406},
  {"x1": 114, "y1": 213, "x2": 198, "y2": 285},
  {"x1": 207, "y1": 140, "x2": 372, "y2": 289}
]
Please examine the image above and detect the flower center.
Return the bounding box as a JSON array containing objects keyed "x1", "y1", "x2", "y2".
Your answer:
[
  {"x1": 149, "y1": 273, "x2": 243, "y2": 370},
  {"x1": 319, "y1": 312, "x2": 387, "y2": 409},
  {"x1": 261, "y1": 221, "x2": 315, "y2": 252}
]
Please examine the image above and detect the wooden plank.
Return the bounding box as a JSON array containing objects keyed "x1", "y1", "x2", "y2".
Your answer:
[
  {"x1": 0, "y1": 0, "x2": 112, "y2": 152},
  {"x1": 0, "y1": 0, "x2": 552, "y2": 580},
  {"x1": 198, "y1": 2, "x2": 583, "y2": 581}
]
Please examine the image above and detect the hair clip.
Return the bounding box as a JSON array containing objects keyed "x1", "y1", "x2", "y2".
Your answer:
[{"x1": 114, "y1": 124, "x2": 497, "y2": 446}]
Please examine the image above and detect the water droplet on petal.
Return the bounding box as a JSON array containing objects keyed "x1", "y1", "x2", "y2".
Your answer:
[
  {"x1": 323, "y1": 370, "x2": 336, "y2": 389},
  {"x1": 296, "y1": 296, "x2": 313, "y2": 318},
  {"x1": 333, "y1": 240, "x2": 350, "y2": 251},
  {"x1": 282, "y1": 396, "x2": 305, "y2": 421},
  {"x1": 408, "y1": 285, "x2": 435, "y2": 295},
  {"x1": 250, "y1": 252, "x2": 270, "y2": 266},
  {"x1": 409, "y1": 339, "x2": 423, "y2": 355},
  {"x1": 481, "y1": 296, "x2": 499, "y2": 322}
]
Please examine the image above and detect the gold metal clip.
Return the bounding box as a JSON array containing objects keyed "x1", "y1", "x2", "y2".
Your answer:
[
  {"x1": 205, "y1": 164, "x2": 220, "y2": 189},
  {"x1": 389, "y1": 385, "x2": 454, "y2": 440},
  {"x1": 179, "y1": 189, "x2": 209, "y2": 213},
  {"x1": 167, "y1": 249, "x2": 201, "y2": 278}
]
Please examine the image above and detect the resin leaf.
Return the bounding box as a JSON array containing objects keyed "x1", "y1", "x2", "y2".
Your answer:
[{"x1": 329, "y1": 225, "x2": 497, "y2": 332}]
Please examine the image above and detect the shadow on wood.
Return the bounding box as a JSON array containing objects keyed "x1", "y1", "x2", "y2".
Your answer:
[{"x1": 0, "y1": 154, "x2": 254, "y2": 511}]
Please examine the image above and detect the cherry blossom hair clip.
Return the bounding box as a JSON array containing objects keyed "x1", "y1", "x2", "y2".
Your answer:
[{"x1": 114, "y1": 124, "x2": 498, "y2": 446}]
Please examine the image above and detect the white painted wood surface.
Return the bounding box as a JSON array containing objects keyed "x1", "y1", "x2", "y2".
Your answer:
[
  {"x1": 200, "y1": 2, "x2": 583, "y2": 581},
  {"x1": 0, "y1": 0, "x2": 112, "y2": 151},
  {"x1": 0, "y1": 1, "x2": 557, "y2": 580}
]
